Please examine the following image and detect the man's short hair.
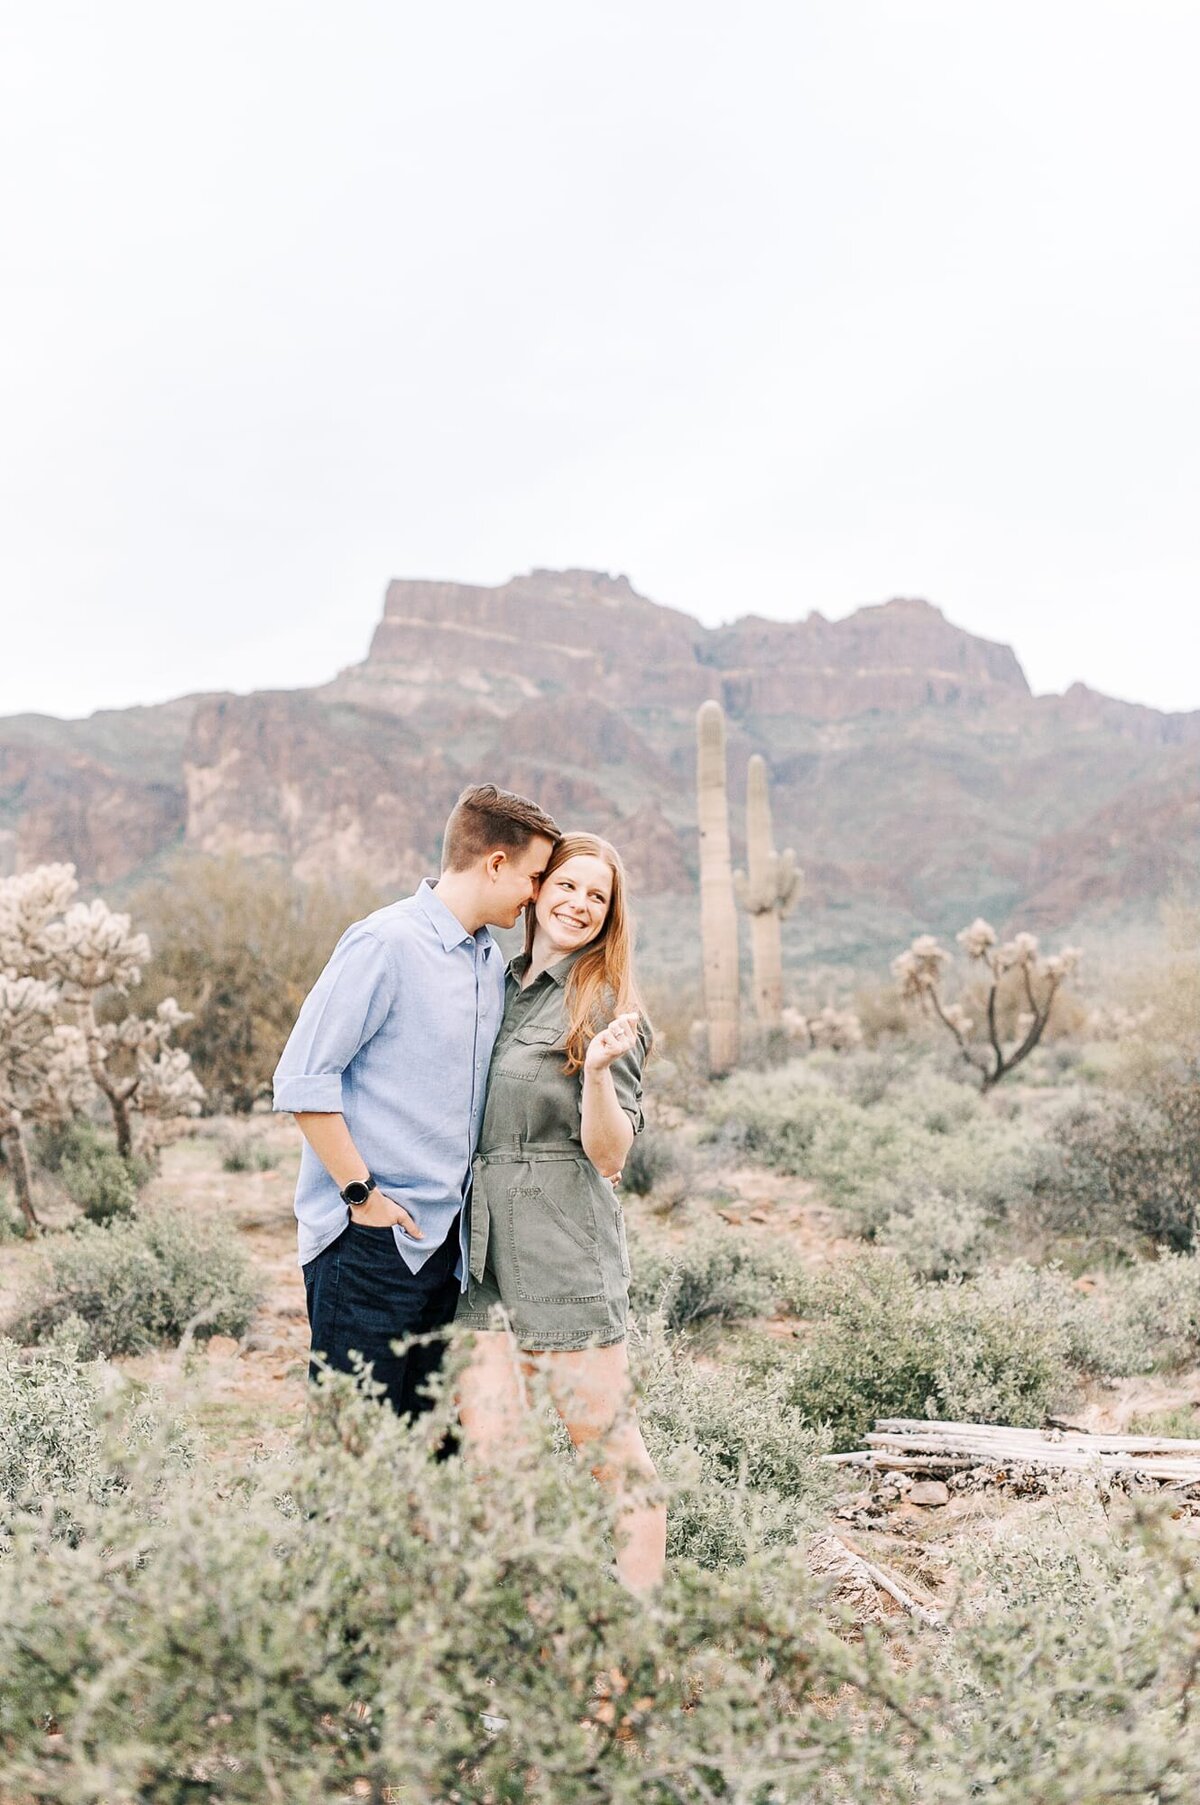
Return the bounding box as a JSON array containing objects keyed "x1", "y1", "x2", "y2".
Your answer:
[{"x1": 441, "y1": 784, "x2": 561, "y2": 872}]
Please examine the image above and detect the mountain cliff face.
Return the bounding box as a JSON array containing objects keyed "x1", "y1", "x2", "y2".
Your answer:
[
  {"x1": 335, "y1": 571, "x2": 1030, "y2": 720},
  {"x1": 2, "y1": 571, "x2": 1196, "y2": 971}
]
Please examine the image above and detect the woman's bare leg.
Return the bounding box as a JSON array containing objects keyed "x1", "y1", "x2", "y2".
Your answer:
[
  {"x1": 533, "y1": 1340, "x2": 666, "y2": 1597},
  {"x1": 455, "y1": 1329, "x2": 529, "y2": 1465}
]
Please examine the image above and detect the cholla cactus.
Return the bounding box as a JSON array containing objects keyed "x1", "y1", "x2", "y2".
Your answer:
[
  {"x1": 0, "y1": 977, "x2": 89, "y2": 1234},
  {"x1": 892, "y1": 935, "x2": 950, "y2": 999},
  {"x1": 0, "y1": 866, "x2": 204, "y2": 1166},
  {"x1": 696, "y1": 701, "x2": 739, "y2": 1075},
  {"x1": 41, "y1": 897, "x2": 152, "y2": 995},
  {"x1": 88, "y1": 1001, "x2": 205, "y2": 1158},
  {"x1": 46, "y1": 900, "x2": 201, "y2": 1158},
  {"x1": 0, "y1": 864, "x2": 78, "y2": 977},
  {"x1": 734, "y1": 755, "x2": 802, "y2": 1029},
  {"x1": 893, "y1": 918, "x2": 1083, "y2": 1090}
]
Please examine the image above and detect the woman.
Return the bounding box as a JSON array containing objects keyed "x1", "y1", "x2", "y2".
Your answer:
[{"x1": 455, "y1": 832, "x2": 666, "y2": 1596}]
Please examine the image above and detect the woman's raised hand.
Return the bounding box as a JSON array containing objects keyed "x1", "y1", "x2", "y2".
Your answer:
[{"x1": 584, "y1": 1010, "x2": 641, "y2": 1073}]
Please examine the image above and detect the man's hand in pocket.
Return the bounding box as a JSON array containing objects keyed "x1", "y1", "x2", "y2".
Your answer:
[{"x1": 352, "y1": 1193, "x2": 424, "y2": 1237}]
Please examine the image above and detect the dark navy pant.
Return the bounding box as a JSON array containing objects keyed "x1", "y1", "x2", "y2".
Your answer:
[{"x1": 303, "y1": 1217, "x2": 461, "y2": 1419}]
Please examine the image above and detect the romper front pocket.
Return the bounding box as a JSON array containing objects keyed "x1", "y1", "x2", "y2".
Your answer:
[
  {"x1": 492, "y1": 1021, "x2": 565, "y2": 1083},
  {"x1": 507, "y1": 1176, "x2": 605, "y2": 1304}
]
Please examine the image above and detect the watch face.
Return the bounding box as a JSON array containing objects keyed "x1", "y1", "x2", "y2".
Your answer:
[{"x1": 343, "y1": 1180, "x2": 371, "y2": 1206}]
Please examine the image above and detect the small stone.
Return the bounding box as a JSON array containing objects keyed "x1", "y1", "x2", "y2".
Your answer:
[
  {"x1": 205, "y1": 1334, "x2": 241, "y2": 1361},
  {"x1": 717, "y1": 1208, "x2": 745, "y2": 1225},
  {"x1": 907, "y1": 1480, "x2": 950, "y2": 1508},
  {"x1": 747, "y1": 1208, "x2": 770, "y2": 1224}
]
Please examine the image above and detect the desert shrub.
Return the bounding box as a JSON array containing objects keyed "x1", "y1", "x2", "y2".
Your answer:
[
  {"x1": 932, "y1": 1500, "x2": 1200, "y2": 1800},
  {"x1": 35, "y1": 1117, "x2": 152, "y2": 1224},
  {"x1": 129, "y1": 854, "x2": 383, "y2": 1112},
  {"x1": 2, "y1": 1357, "x2": 1200, "y2": 1799},
  {"x1": 8, "y1": 1207, "x2": 260, "y2": 1357},
  {"x1": 878, "y1": 1189, "x2": 994, "y2": 1277},
  {"x1": 0, "y1": 1334, "x2": 106, "y2": 1515},
  {"x1": 1127, "y1": 1403, "x2": 1200, "y2": 1438},
  {"x1": 0, "y1": 1367, "x2": 909, "y2": 1805},
  {"x1": 709, "y1": 1058, "x2": 1051, "y2": 1249},
  {"x1": 0, "y1": 1333, "x2": 193, "y2": 1536},
  {"x1": 852, "y1": 981, "x2": 915, "y2": 1045},
  {"x1": 778, "y1": 1254, "x2": 1102, "y2": 1447},
  {"x1": 707, "y1": 1059, "x2": 860, "y2": 1171},
  {"x1": 1048, "y1": 1072, "x2": 1200, "y2": 1252},
  {"x1": 619, "y1": 1129, "x2": 678, "y2": 1197},
  {"x1": 627, "y1": 1220, "x2": 792, "y2": 1330},
  {"x1": 63, "y1": 1139, "x2": 141, "y2": 1223},
  {"x1": 831, "y1": 1047, "x2": 904, "y2": 1107},
  {"x1": 0, "y1": 1180, "x2": 22, "y2": 1242},
  {"x1": 218, "y1": 1127, "x2": 276, "y2": 1174},
  {"x1": 636, "y1": 1330, "x2": 833, "y2": 1567},
  {"x1": 854, "y1": 1111, "x2": 1051, "y2": 1247},
  {"x1": 33, "y1": 1116, "x2": 101, "y2": 1174},
  {"x1": 1115, "y1": 1252, "x2": 1200, "y2": 1371}
]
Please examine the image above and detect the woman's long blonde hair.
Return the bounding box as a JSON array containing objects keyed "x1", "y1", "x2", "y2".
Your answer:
[{"x1": 524, "y1": 831, "x2": 644, "y2": 1074}]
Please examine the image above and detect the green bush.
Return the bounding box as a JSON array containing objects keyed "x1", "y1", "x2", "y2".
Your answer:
[
  {"x1": 129, "y1": 854, "x2": 384, "y2": 1112},
  {"x1": 708, "y1": 1059, "x2": 1051, "y2": 1248},
  {"x1": 63, "y1": 1143, "x2": 139, "y2": 1223},
  {"x1": 1048, "y1": 1073, "x2": 1200, "y2": 1252},
  {"x1": 618, "y1": 1129, "x2": 678, "y2": 1197},
  {"x1": 1, "y1": 1333, "x2": 193, "y2": 1537},
  {"x1": 931, "y1": 1500, "x2": 1200, "y2": 1799},
  {"x1": 707, "y1": 1058, "x2": 847, "y2": 1172},
  {"x1": 0, "y1": 1367, "x2": 903, "y2": 1804},
  {"x1": 0, "y1": 1180, "x2": 23, "y2": 1242},
  {"x1": 636, "y1": 1329, "x2": 833, "y2": 1567},
  {"x1": 8, "y1": 1208, "x2": 261, "y2": 1357},
  {"x1": 779, "y1": 1254, "x2": 1104, "y2": 1448},
  {"x1": 878, "y1": 1189, "x2": 994, "y2": 1277},
  {"x1": 0, "y1": 1334, "x2": 106, "y2": 1515},
  {"x1": 2, "y1": 1364, "x2": 1200, "y2": 1801},
  {"x1": 628, "y1": 1220, "x2": 792, "y2": 1330},
  {"x1": 218, "y1": 1128, "x2": 276, "y2": 1174},
  {"x1": 35, "y1": 1118, "x2": 150, "y2": 1224},
  {"x1": 1117, "y1": 1251, "x2": 1200, "y2": 1372}
]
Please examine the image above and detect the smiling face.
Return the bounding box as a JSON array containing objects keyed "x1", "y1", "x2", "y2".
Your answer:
[
  {"x1": 533, "y1": 852, "x2": 614, "y2": 958},
  {"x1": 489, "y1": 834, "x2": 556, "y2": 929}
]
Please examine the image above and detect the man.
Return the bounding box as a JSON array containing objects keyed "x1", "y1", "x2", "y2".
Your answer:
[{"x1": 273, "y1": 783, "x2": 560, "y2": 1417}]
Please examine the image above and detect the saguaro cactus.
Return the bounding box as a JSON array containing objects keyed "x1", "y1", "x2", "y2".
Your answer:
[
  {"x1": 696, "y1": 700, "x2": 740, "y2": 1075},
  {"x1": 734, "y1": 755, "x2": 802, "y2": 1029}
]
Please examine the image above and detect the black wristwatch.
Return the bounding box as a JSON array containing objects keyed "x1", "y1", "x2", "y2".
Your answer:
[{"x1": 340, "y1": 1175, "x2": 377, "y2": 1208}]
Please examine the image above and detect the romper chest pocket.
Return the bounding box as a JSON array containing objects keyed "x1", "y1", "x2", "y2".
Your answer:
[{"x1": 494, "y1": 1021, "x2": 566, "y2": 1082}]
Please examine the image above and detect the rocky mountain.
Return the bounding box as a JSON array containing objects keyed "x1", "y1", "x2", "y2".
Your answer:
[{"x1": 3, "y1": 570, "x2": 1197, "y2": 976}]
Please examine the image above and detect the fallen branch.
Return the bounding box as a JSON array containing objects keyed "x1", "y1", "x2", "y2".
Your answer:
[
  {"x1": 827, "y1": 1417, "x2": 1200, "y2": 1489},
  {"x1": 832, "y1": 1534, "x2": 945, "y2": 1632}
]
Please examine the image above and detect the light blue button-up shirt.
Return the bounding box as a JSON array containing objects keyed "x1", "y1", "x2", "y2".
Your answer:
[{"x1": 272, "y1": 880, "x2": 505, "y2": 1280}]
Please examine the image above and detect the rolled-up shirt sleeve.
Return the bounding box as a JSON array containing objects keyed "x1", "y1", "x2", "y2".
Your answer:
[
  {"x1": 272, "y1": 928, "x2": 397, "y2": 1114},
  {"x1": 610, "y1": 1021, "x2": 652, "y2": 1135}
]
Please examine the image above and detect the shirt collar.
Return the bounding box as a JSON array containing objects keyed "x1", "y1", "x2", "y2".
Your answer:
[
  {"x1": 415, "y1": 878, "x2": 492, "y2": 954},
  {"x1": 508, "y1": 946, "x2": 586, "y2": 988}
]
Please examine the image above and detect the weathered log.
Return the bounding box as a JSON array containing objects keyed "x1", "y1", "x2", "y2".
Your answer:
[{"x1": 827, "y1": 1417, "x2": 1200, "y2": 1487}]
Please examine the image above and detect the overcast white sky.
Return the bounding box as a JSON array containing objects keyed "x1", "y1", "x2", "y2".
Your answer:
[{"x1": 1, "y1": 1, "x2": 1197, "y2": 720}]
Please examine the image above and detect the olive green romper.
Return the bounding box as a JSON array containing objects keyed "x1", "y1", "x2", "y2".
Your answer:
[{"x1": 456, "y1": 947, "x2": 650, "y2": 1351}]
